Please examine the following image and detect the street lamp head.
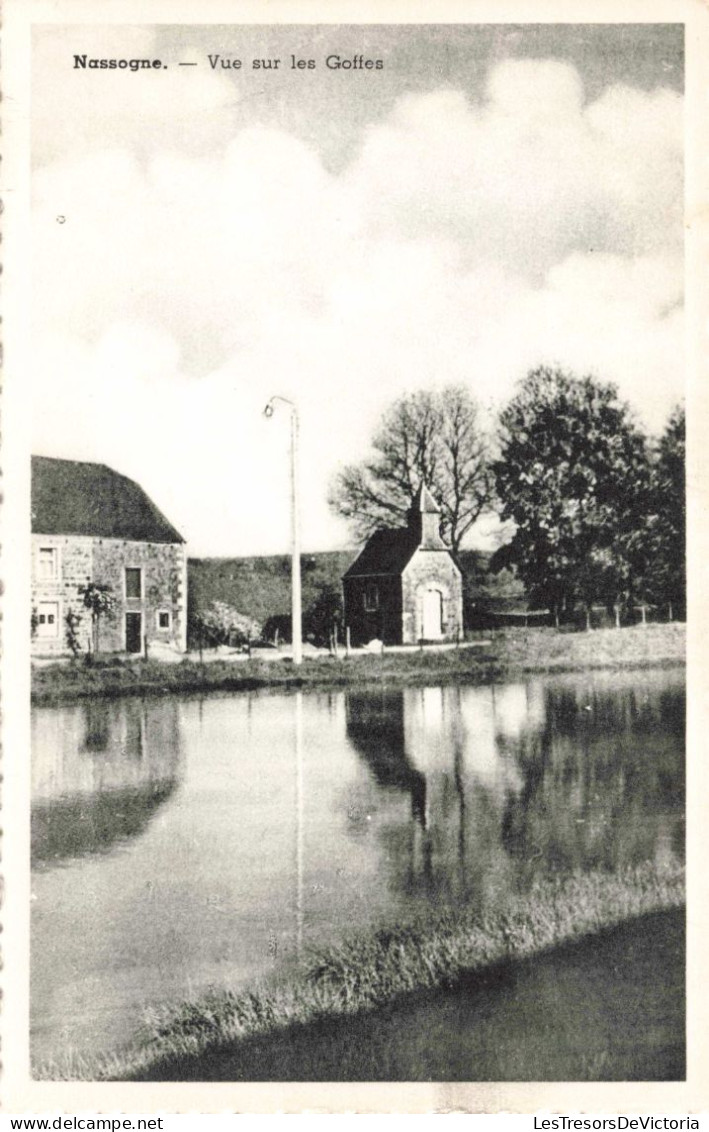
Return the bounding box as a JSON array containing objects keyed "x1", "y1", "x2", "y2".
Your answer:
[{"x1": 264, "y1": 395, "x2": 297, "y2": 420}]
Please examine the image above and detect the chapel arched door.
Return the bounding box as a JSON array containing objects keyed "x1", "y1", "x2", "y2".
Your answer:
[{"x1": 422, "y1": 589, "x2": 443, "y2": 639}]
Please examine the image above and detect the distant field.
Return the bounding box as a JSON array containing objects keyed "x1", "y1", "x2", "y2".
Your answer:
[{"x1": 491, "y1": 621, "x2": 686, "y2": 670}]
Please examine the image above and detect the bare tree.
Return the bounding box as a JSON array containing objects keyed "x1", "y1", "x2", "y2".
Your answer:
[{"x1": 329, "y1": 386, "x2": 491, "y2": 554}]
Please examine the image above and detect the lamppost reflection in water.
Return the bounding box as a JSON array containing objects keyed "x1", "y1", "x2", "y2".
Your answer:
[
  {"x1": 29, "y1": 670, "x2": 684, "y2": 1065},
  {"x1": 294, "y1": 691, "x2": 304, "y2": 956}
]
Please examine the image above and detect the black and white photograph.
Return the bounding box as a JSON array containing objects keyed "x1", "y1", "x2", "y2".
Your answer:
[{"x1": 3, "y1": 0, "x2": 707, "y2": 1115}]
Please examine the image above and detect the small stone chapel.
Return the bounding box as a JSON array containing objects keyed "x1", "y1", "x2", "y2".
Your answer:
[{"x1": 342, "y1": 484, "x2": 463, "y2": 647}]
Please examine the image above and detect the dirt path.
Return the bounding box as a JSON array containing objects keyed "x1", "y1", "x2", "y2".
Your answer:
[{"x1": 135, "y1": 908, "x2": 684, "y2": 1082}]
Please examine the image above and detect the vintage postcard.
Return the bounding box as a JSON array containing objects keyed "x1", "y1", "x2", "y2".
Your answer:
[{"x1": 2, "y1": 0, "x2": 708, "y2": 1115}]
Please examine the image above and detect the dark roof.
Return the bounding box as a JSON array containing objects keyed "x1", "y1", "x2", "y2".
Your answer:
[
  {"x1": 32, "y1": 456, "x2": 184, "y2": 544},
  {"x1": 343, "y1": 528, "x2": 419, "y2": 579}
]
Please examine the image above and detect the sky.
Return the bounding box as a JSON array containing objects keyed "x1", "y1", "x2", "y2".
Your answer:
[{"x1": 31, "y1": 23, "x2": 684, "y2": 557}]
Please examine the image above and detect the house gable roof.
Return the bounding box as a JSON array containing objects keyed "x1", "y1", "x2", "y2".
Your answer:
[
  {"x1": 343, "y1": 528, "x2": 419, "y2": 579},
  {"x1": 31, "y1": 456, "x2": 185, "y2": 544}
]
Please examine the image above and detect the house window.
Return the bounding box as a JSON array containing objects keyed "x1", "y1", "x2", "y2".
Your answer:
[
  {"x1": 38, "y1": 547, "x2": 58, "y2": 581},
  {"x1": 125, "y1": 567, "x2": 142, "y2": 599},
  {"x1": 364, "y1": 583, "x2": 379, "y2": 612},
  {"x1": 157, "y1": 610, "x2": 171, "y2": 630},
  {"x1": 37, "y1": 601, "x2": 59, "y2": 638}
]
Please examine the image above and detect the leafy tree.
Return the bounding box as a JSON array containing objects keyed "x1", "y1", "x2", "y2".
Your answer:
[
  {"x1": 329, "y1": 386, "x2": 492, "y2": 554},
  {"x1": 79, "y1": 582, "x2": 117, "y2": 655},
  {"x1": 645, "y1": 405, "x2": 685, "y2": 619},
  {"x1": 494, "y1": 366, "x2": 651, "y2": 627},
  {"x1": 304, "y1": 582, "x2": 343, "y2": 649}
]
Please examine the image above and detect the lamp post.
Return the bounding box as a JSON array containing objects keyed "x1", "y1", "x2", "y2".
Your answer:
[{"x1": 264, "y1": 396, "x2": 302, "y2": 666}]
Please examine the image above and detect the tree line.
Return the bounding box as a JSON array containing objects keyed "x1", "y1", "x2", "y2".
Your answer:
[{"x1": 329, "y1": 366, "x2": 685, "y2": 627}]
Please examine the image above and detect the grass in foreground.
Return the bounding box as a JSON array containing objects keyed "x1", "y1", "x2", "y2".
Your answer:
[
  {"x1": 32, "y1": 623, "x2": 685, "y2": 704},
  {"x1": 134, "y1": 908, "x2": 685, "y2": 1082},
  {"x1": 37, "y1": 860, "x2": 684, "y2": 1081}
]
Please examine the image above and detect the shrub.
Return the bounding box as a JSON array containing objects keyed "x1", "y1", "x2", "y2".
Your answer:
[
  {"x1": 190, "y1": 602, "x2": 261, "y2": 649},
  {"x1": 65, "y1": 608, "x2": 84, "y2": 657}
]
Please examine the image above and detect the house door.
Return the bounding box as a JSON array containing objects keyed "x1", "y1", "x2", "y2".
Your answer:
[
  {"x1": 422, "y1": 589, "x2": 443, "y2": 639},
  {"x1": 125, "y1": 612, "x2": 142, "y2": 654}
]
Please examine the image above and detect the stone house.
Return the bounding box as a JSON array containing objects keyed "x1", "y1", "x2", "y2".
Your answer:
[
  {"x1": 31, "y1": 456, "x2": 187, "y2": 656},
  {"x1": 342, "y1": 485, "x2": 463, "y2": 647}
]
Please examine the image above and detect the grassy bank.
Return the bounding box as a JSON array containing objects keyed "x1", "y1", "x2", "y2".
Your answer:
[
  {"x1": 32, "y1": 623, "x2": 685, "y2": 704},
  {"x1": 38, "y1": 860, "x2": 684, "y2": 1081},
  {"x1": 133, "y1": 909, "x2": 685, "y2": 1082}
]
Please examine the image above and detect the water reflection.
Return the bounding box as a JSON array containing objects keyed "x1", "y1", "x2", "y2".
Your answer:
[
  {"x1": 344, "y1": 677, "x2": 684, "y2": 904},
  {"x1": 498, "y1": 682, "x2": 685, "y2": 878},
  {"x1": 31, "y1": 670, "x2": 684, "y2": 1063},
  {"x1": 345, "y1": 691, "x2": 427, "y2": 820},
  {"x1": 32, "y1": 698, "x2": 182, "y2": 865},
  {"x1": 294, "y1": 692, "x2": 304, "y2": 956},
  {"x1": 346, "y1": 689, "x2": 432, "y2": 886}
]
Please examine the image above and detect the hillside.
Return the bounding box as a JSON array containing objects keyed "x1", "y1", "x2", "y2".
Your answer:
[
  {"x1": 187, "y1": 548, "x2": 526, "y2": 637},
  {"x1": 187, "y1": 551, "x2": 355, "y2": 629}
]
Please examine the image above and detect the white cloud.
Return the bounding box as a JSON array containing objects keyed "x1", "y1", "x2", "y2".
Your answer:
[
  {"x1": 346, "y1": 60, "x2": 681, "y2": 268},
  {"x1": 31, "y1": 58, "x2": 684, "y2": 554}
]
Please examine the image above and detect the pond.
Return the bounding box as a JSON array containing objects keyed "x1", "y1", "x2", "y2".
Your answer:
[{"x1": 30, "y1": 668, "x2": 685, "y2": 1065}]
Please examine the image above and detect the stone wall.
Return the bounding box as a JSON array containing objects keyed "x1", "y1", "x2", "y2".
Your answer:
[
  {"x1": 31, "y1": 535, "x2": 93, "y2": 655},
  {"x1": 93, "y1": 539, "x2": 187, "y2": 654},
  {"x1": 401, "y1": 550, "x2": 463, "y2": 645},
  {"x1": 343, "y1": 575, "x2": 403, "y2": 647},
  {"x1": 31, "y1": 535, "x2": 187, "y2": 656}
]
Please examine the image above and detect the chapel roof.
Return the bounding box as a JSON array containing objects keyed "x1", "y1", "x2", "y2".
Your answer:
[{"x1": 342, "y1": 528, "x2": 419, "y2": 578}]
